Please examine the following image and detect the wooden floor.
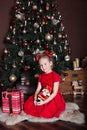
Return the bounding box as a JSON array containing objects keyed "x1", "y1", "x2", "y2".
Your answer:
[{"x1": 0, "y1": 94, "x2": 87, "y2": 130}]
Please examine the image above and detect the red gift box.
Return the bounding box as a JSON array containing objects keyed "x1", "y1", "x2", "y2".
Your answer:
[{"x1": 2, "y1": 89, "x2": 24, "y2": 114}]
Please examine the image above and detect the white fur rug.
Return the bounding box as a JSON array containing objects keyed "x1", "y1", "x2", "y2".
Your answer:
[{"x1": 0, "y1": 102, "x2": 85, "y2": 126}]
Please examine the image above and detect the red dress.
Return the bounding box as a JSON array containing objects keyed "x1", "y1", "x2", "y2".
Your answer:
[{"x1": 24, "y1": 71, "x2": 65, "y2": 118}]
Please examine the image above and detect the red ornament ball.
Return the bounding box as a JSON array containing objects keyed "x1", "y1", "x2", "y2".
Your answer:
[
  {"x1": 42, "y1": 15, "x2": 47, "y2": 19},
  {"x1": 13, "y1": 6, "x2": 18, "y2": 10},
  {"x1": 49, "y1": 29, "x2": 54, "y2": 34}
]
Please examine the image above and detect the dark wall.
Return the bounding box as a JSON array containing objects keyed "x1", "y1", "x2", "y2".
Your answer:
[
  {"x1": 0, "y1": 0, "x2": 14, "y2": 55},
  {"x1": 58, "y1": 0, "x2": 87, "y2": 59},
  {"x1": 0, "y1": 0, "x2": 87, "y2": 59}
]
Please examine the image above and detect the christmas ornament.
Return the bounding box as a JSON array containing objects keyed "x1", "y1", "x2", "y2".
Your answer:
[
  {"x1": 28, "y1": 1, "x2": 30, "y2": 6},
  {"x1": 9, "y1": 74, "x2": 17, "y2": 82},
  {"x1": 36, "y1": 39, "x2": 40, "y2": 43},
  {"x1": 64, "y1": 45, "x2": 67, "y2": 50},
  {"x1": 27, "y1": 45, "x2": 30, "y2": 50},
  {"x1": 42, "y1": 15, "x2": 47, "y2": 19},
  {"x1": 33, "y1": 49, "x2": 39, "y2": 55},
  {"x1": 22, "y1": 28, "x2": 27, "y2": 34},
  {"x1": 65, "y1": 55, "x2": 70, "y2": 61},
  {"x1": 52, "y1": 19, "x2": 59, "y2": 25},
  {"x1": 34, "y1": 23, "x2": 39, "y2": 28},
  {"x1": 58, "y1": 33, "x2": 62, "y2": 38},
  {"x1": 32, "y1": 5, "x2": 37, "y2": 10},
  {"x1": 16, "y1": 0, "x2": 20, "y2": 4},
  {"x1": 13, "y1": 6, "x2": 18, "y2": 10},
  {"x1": 6, "y1": 36, "x2": 10, "y2": 41},
  {"x1": 40, "y1": 0, "x2": 43, "y2": 4},
  {"x1": 49, "y1": 29, "x2": 54, "y2": 34},
  {"x1": 46, "y1": 44, "x2": 49, "y2": 48},
  {"x1": 24, "y1": 20, "x2": 27, "y2": 26},
  {"x1": 45, "y1": 21, "x2": 48, "y2": 25},
  {"x1": 39, "y1": 8, "x2": 43, "y2": 12},
  {"x1": 46, "y1": 3, "x2": 50, "y2": 11},
  {"x1": 0, "y1": 83, "x2": 4, "y2": 87},
  {"x1": 21, "y1": 57, "x2": 24, "y2": 63},
  {"x1": 34, "y1": 30, "x2": 37, "y2": 34},
  {"x1": 15, "y1": 12, "x2": 25, "y2": 21},
  {"x1": 45, "y1": 33, "x2": 53, "y2": 41},
  {"x1": 12, "y1": 39, "x2": 16, "y2": 44},
  {"x1": 47, "y1": 15, "x2": 51, "y2": 19},
  {"x1": 18, "y1": 50, "x2": 24, "y2": 57},
  {"x1": 21, "y1": 6, "x2": 25, "y2": 11},
  {"x1": 4, "y1": 48, "x2": 8, "y2": 54},
  {"x1": 13, "y1": 28, "x2": 16, "y2": 35},
  {"x1": 20, "y1": 24, "x2": 23, "y2": 27},
  {"x1": 65, "y1": 40, "x2": 68, "y2": 45},
  {"x1": 59, "y1": 46, "x2": 62, "y2": 53},
  {"x1": 59, "y1": 14, "x2": 62, "y2": 20},
  {"x1": 53, "y1": 40, "x2": 57, "y2": 45},
  {"x1": 12, "y1": 62, "x2": 16, "y2": 68},
  {"x1": 40, "y1": 27, "x2": 42, "y2": 32}
]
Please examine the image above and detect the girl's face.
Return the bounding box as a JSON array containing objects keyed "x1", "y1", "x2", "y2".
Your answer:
[{"x1": 39, "y1": 57, "x2": 52, "y2": 73}]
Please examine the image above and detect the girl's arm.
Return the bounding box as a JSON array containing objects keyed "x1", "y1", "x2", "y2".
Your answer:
[
  {"x1": 34, "y1": 82, "x2": 42, "y2": 101},
  {"x1": 37, "y1": 82, "x2": 60, "y2": 105}
]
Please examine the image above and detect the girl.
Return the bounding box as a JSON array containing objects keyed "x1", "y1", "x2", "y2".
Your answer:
[{"x1": 24, "y1": 53, "x2": 65, "y2": 118}]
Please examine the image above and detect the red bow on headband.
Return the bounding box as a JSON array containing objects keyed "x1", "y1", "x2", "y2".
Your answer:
[
  {"x1": 45, "y1": 50, "x2": 53, "y2": 57},
  {"x1": 36, "y1": 50, "x2": 53, "y2": 61}
]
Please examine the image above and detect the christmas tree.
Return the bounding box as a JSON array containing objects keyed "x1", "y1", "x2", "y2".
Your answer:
[{"x1": 0, "y1": 0, "x2": 72, "y2": 90}]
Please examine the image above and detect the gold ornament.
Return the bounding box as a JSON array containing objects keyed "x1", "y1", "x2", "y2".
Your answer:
[
  {"x1": 9, "y1": 74, "x2": 17, "y2": 82},
  {"x1": 45, "y1": 33, "x2": 53, "y2": 41}
]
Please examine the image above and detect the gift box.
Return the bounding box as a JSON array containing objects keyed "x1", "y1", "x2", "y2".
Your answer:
[{"x1": 2, "y1": 89, "x2": 24, "y2": 114}]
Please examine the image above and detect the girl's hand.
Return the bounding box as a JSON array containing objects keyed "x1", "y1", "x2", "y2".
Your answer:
[
  {"x1": 34, "y1": 99, "x2": 37, "y2": 105},
  {"x1": 36, "y1": 100, "x2": 45, "y2": 106}
]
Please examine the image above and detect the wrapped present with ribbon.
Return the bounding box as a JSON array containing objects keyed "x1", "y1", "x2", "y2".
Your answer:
[{"x1": 1, "y1": 89, "x2": 24, "y2": 114}]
